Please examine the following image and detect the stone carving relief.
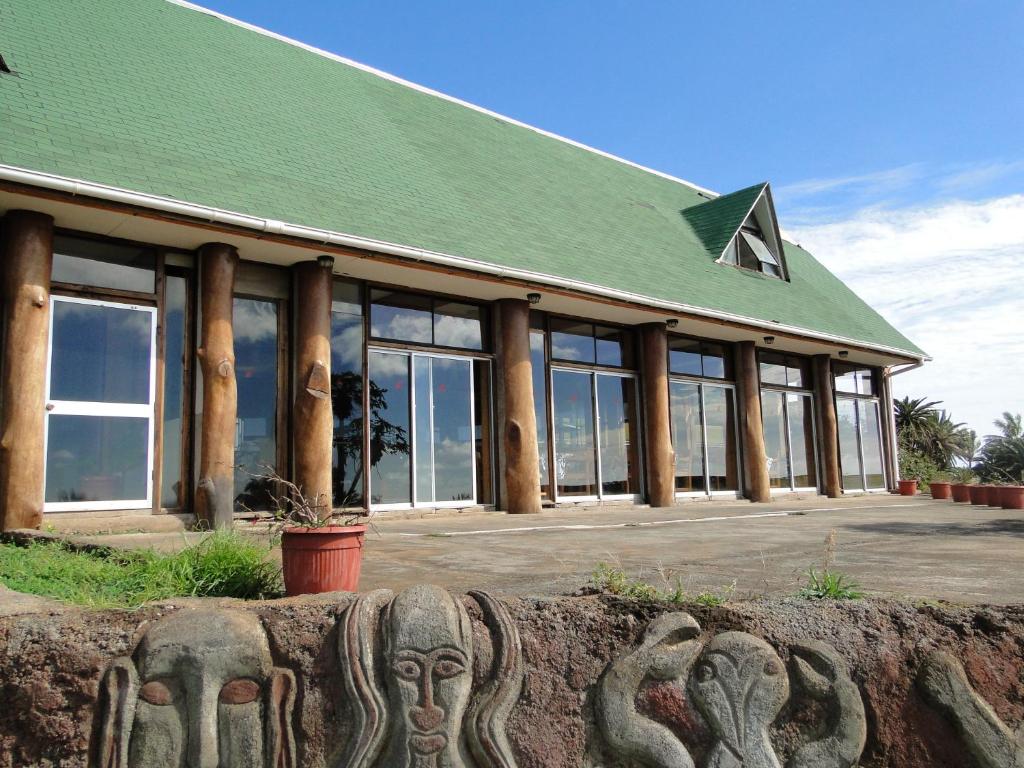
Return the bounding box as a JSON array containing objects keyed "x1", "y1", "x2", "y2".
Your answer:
[
  {"x1": 92, "y1": 609, "x2": 296, "y2": 768},
  {"x1": 597, "y1": 615, "x2": 866, "y2": 768},
  {"x1": 917, "y1": 650, "x2": 1024, "y2": 768},
  {"x1": 337, "y1": 584, "x2": 524, "y2": 768}
]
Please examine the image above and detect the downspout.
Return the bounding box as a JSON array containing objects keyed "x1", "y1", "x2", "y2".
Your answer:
[{"x1": 883, "y1": 361, "x2": 924, "y2": 488}]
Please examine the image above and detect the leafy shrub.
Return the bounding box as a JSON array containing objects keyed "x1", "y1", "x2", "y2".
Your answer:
[{"x1": 799, "y1": 568, "x2": 864, "y2": 600}]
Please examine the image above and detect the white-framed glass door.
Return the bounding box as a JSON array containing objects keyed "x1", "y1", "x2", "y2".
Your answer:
[
  {"x1": 368, "y1": 348, "x2": 478, "y2": 510},
  {"x1": 836, "y1": 396, "x2": 887, "y2": 492},
  {"x1": 670, "y1": 379, "x2": 741, "y2": 498},
  {"x1": 551, "y1": 367, "x2": 641, "y2": 502},
  {"x1": 43, "y1": 296, "x2": 157, "y2": 511},
  {"x1": 761, "y1": 388, "x2": 819, "y2": 493}
]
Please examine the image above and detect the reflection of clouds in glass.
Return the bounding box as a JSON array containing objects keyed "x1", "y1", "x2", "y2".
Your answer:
[
  {"x1": 331, "y1": 321, "x2": 363, "y2": 370},
  {"x1": 233, "y1": 300, "x2": 277, "y2": 343},
  {"x1": 551, "y1": 342, "x2": 584, "y2": 360},
  {"x1": 434, "y1": 315, "x2": 481, "y2": 349},
  {"x1": 370, "y1": 352, "x2": 408, "y2": 379},
  {"x1": 371, "y1": 308, "x2": 431, "y2": 343},
  {"x1": 57, "y1": 302, "x2": 152, "y2": 343}
]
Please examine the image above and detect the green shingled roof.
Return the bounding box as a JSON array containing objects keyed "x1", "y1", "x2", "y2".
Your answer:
[
  {"x1": 0, "y1": 0, "x2": 923, "y2": 357},
  {"x1": 682, "y1": 183, "x2": 767, "y2": 261}
]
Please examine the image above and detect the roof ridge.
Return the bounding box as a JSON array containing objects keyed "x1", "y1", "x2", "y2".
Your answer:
[{"x1": 164, "y1": 0, "x2": 719, "y2": 199}]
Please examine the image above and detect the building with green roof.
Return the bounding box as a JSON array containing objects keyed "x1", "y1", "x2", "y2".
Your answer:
[{"x1": 0, "y1": 0, "x2": 923, "y2": 530}]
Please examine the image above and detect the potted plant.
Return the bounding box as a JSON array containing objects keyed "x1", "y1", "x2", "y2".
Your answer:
[
  {"x1": 247, "y1": 469, "x2": 368, "y2": 596},
  {"x1": 948, "y1": 468, "x2": 974, "y2": 503},
  {"x1": 968, "y1": 483, "x2": 989, "y2": 506},
  {"x1": 929, "y1": 472, "x2": 952, "y2": 500},
  {"x1": 897, "y1": 478, "x2": 919, "y2": 496}
]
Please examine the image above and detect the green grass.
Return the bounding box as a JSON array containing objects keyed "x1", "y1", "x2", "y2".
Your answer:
[
  {"x1": 591, "y1": 563, "x2": 734, "y2": 606},
  {"x1": 798, "y1": 568, "x2": 864, "y2": 600},
  {"x1": 0, "y1": 531, "x2": 282, "y2": 608}
]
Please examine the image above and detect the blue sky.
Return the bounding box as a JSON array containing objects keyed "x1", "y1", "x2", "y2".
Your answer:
[{"x1": 200, "y1": 0, "x2": 1024, "y2": 435}]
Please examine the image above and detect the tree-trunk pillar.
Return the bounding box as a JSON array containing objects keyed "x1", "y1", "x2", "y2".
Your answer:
[
  {"x1": 292, "y1": 260, "x2": 333, "y2": 518},
  {"x1": 736, "y1": 341, "x2": 771, "y2": 502},
  {"x1": 0, "y1": 210, "x2": 53, "y2": 531},
  {"x1": 196, "y1": 243, "x2": 238, "y2": 529},
  {"x1": 640, "y1": 323, "x2": 674, "y2": 507},
  {"x1": 495, "y1": 299, "x2": 541, "y2": 514},
  {"x1": 813, "y1": 354, "x2": 842, "y2": 498}
]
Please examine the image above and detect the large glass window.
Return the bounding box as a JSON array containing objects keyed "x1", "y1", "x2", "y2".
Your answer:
[
  {"x1": 160, "y1": 275, "x2": 189, "y2": 509},
  {"x1": 837, "y1": 396, "x2": 887, "y2": 491},
  {"x1": 233, "y1": 298, "x2": 281, "y2": 511},
  {"x1": 552, "y1": 369, "x2": 640, "y2": 499},
  {"x1": 530, "y1": 326, "x2": 551, "y2": 498},
  {"x1": 370, "y1": 290, "x2": 486, "y2": 350},
  {"x1": 669, "y1": 337, "x2": 732, "y2": 379},
  {"x1": 331, "y1": 281, "x2": 365, "y2": 508},
  {"x1": 368, "y1": 350, "x2": 488, "y2": 508},
  {"x1": 760, "y1": 389, "x2": 818, "y2": 491},
  {"x1": 759, "y1": 352, "x2": 808, "y2": 388},
  {"x1": 671, "y1": 381, "x2": 705, "y2": 492},
  {"x1": 52, "y1": 235, "x2": 156, "y2": 294},
  {"x1": 44, "y1": 297, "x2": 156, "y2": 510},
  {"x1": 671, "y1": 382, "x2": 739, "y2": 495},
  {"x1": 549, "y1": 319, "x2": 634, "y2": 368}
]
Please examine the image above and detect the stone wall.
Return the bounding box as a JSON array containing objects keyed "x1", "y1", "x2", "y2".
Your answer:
[{"x1": 0, "y1": 588, "x2": 1021, "y2": 767}]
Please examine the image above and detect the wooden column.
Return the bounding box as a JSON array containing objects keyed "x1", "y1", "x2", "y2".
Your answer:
[
  {"x1": 639, "y1": 323, "x2": 674, "y2": 507},
  {"x1": 195, "y1": 243, "x2": 238, "y2": 529},
  {"x1": 736, "y1": 341, "x2": 771, "y2": 502},
  {"x1": 813, "y1": 354, "x2": 842, "y2": 498},
  {"x1": 0, "y1": 211, "x2": 53, "y2": 531},
  {"x1": 495, "y1": 299, "x2": 541, "y2": 514},
  {"x1": 292, "y1": 260, "x2": 333, "y2": 518}
]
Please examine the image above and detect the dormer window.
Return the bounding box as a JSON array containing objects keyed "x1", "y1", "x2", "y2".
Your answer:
[{"x1": 721, "y1": 211, "x2": 783, "y2": 278}]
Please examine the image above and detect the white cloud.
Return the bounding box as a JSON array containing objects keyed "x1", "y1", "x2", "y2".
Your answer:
[{"x1": 786, "y1": 194, "x2": 1024, "y2": 437}]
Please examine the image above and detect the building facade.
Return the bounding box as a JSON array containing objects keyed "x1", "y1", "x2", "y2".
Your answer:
[{"x1": 0, "y1": 1, "x2": 925, "y2": 530}]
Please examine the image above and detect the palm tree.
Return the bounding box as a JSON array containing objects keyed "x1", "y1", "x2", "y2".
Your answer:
[
  {"x1": 990, "y1": 411, "x2": 1023, "y2": 440},
  {"x1": 977, "y1": 412, "x2": 1024, "y2": 483},
  {"x1": 894, "y1": 396, "x2": 941, "y2": 449},
  {"x1": 924, "y1": 410, "x2": 967, "y2": 468}
]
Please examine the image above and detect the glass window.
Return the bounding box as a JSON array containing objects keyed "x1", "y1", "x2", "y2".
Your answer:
[
  {"x1": 233, "y1": 298, "x2": 280, "y2": 512},
  {"x1": 837, "y1": 397, "x2": 886, "y2": 491},
  {"x1": 434, "y1": 301, "x2": 484, "y2": 350},
  {"x1": 759, "y1": 359, "x2": 789, "y2": 387},
  {"x1": 834, "y1": 364, "x2": 876, "y2": 396},
  {"x1": 857, "y1": 370, "x2": 876, "y2": 396},
  {"x1": 669, "y1": 338, "x2": 703, "y2": 377},
  {"x1": 760, "y1": 352, "x2": 807, "y2": 389},
  {"x1": 761, "y1": 390, "x2": 790, "y2": 489},
  {"x1": 473, "y1": 359, "x2": 494, "y2": 505},
  {"x1": 596, "y1": 374, "x2": 640, "y2": 495},
  {"x1": 595, "y1": 326, "x2": 634, "y2": 367},
  {"x1": 552, "y1": 369, "x2": 598, "y2": 496},
  {"x1": 413, "y1": 357, "x2": 434, "y2": 503},
  {"x1": 368, "y1": 351, "x2": 412, "y2": 505},
  {"x1": 50, "y1": 301, "x2": 152, "y2": 404},
  {"x1": 428, "y1": 357, "x2": 475, "y2": 503},
  {"x1": 837, "y1": 398, "x2": 863, "y2": 491},
  {"x1": 370, "y1": 290, "x2": 432, "y2": 344},
  {"x1": 861, "y1": 401, "x2": 886, "y2": 489},
  {"x1": 834, "y1": 367, "x2": 859, "y2": 394},
  {"x1": 530, "y1": 330, "x2": 551, "y2": 498},
  {"x1": 52, "y1": 235, "x2": 156, "y2": 294},
  {"x1": 704, "y1": 385, "x2": 738, "y2": 491},
  {"x1": 787, "y1": 393, "x2": 817, "y2": 488},
  {"x1": 550, "y1": 319, "x2": 595, "y2": 364},
  {"x1": 331, "y1": 281, "x2": 365, "y2": 508},
  {"x1": 671, "y1": 381, "x2": 704, "y2": 492},
  {"x1": 160, "y1": 276, "x2": 188, "y2": 508},
  {"x1": 45, "y1": 415, "x2": 150, "y2": 503}
]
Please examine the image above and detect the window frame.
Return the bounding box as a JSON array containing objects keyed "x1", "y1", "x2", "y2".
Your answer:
[
  {"x1": 668, "y1": 376, "x2": 742, "y2": 498},
  {"x1": 367, "y1": 284, "x2": 491, "y2": 353}
]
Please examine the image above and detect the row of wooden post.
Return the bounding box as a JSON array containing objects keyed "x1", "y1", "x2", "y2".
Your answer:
[{"x1": 0, "y1": 207, "x2": 872, "y2": 531}]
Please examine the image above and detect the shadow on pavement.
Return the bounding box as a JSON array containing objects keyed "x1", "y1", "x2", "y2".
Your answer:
[{"x1": 841, "y1": 517, "x2": 1024, "y2": 538}]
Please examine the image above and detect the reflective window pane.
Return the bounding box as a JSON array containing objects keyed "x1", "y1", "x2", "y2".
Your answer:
[
  {"x1": 473, "y1": 360, "x2": 494, "y2": 505},
  {"x1": 233, "y1": 298, "x2": 279, "y2": 511},
  {"x1": 787, "y1": 393, "x2": 817, "y2": 488},
  {"x1": 160, "y1": 277, "x2": 188, "y2": 508},
  {"x1": 669, "y1": 338, "x2": 703, "y2": 377},
  {"x1": 759, "y1": 360, "x2": 789, "y2": 387},
  {"x1": 837, "y1": 398, "x2": 863, "y2": 491},
  {"x1": 671, "y1": 381, "x2": 705, "y2": 492},
  {"x1": 434, "y1": 301, "x2": 484, "y2": 350},
  {"x1": 52, "y1": 235, "x2": 156, "y2": 293},
  {"x1": 50, "y1": 301, "x2": 152, "y2": 404},
  {"x1": 702, "y1": 343, "x2": 730, "y2": 379},
  {"x1": 369, "y1": 290, "x2": 432, "y2": 344},
  {"x1": 704, "y1": 386, "x2": 738, "y2": 491},
  {"x1": 761, "y1": 390, "x2": 790, "y2": 488},
  {"x1": 45, "y1": 415, "x2": 149, "y2": 503},
  {"x1": 368, "y1": 352, "x2": 412, "y2": 505},
  {"x1": 857, "y1": 369, "x2": 876, "y2": 396},
  {"x1": 834, "y1": 367, "x2": 859, "y2": 394},
  {"x1": 861, "y1": 401, "x2": 886, "y2": 489},
  {"x1": 430, "y1": 358, "x2": 475, "y2": 503},
  {"x1": 552, "y1": 370, "x2": 597, "y2": 496},
  {"x1": 787, "y1": 359, "x2": 808, "y2": 388},
  {"x1": 595, "y1": 326, "x2": 633, "y2": 367},
  {"x1": 331, "y1": 281, "x2": 364, "y2": 508},
  {"x1": 596, "y1": 375, "x2": 640, "y2": 495},
  {"x1": 413, "y1": 357, "x2": 434, "y2": 503},
  {"x1": 530, "y1": 331, "x2": 551, "y2": 498},
  {"x1": 550, "y1": 319, "x2": 595, "y2": 364}
]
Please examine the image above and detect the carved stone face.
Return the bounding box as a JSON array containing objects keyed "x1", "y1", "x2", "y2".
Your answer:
[
  {"x1": 384, "y1": 584, "x2": 473, "y2": 768},
  {"x1": 95, "y1": 609, "x2": 295, "y2": 768},
  {"x1": 689, "y1": 632, "x2": 789, "y2": 768}
]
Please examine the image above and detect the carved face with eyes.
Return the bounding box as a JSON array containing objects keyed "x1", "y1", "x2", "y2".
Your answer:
[
  {"x1": 384, "y1": 585, "x2": 473, "y2": 768},
  {"x1": 94, "y1": 610, "x2": 295, "y2": 768}
]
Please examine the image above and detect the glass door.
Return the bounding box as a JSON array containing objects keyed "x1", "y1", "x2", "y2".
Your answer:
[
  {"x1": 369, "y1": 350, "x2": 477, "y2": 508},
  {"x1": 761, "y1": 389, "x2": 819, "y2": 492},
  {"x1": 837, "y1": 397, "x2": 887, "y2": 491},
  {"x1": 44, "y1": 296, "x2": 157, "y2": 511},
  {"x1": 670, "y1": 380, "x2": 740, "y2": 496}
]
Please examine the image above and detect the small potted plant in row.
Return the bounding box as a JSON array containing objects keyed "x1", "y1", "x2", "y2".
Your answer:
[
  {"x1": 948, "y1": 468, "x2": 975, "y2": 503},
  {"x1": 928, "y1": 472, "x2": 952, "y2": 500},
  {"x1": 897, "y1": 477, "x2": 919, "y2": 496}
]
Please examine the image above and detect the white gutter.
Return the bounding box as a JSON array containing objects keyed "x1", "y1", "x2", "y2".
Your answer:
[
  {"x1": 882, "y1": 361, "x2": 925, "y2": 486},
  {"x1": 0, "y1": 163, "x2": 927, "y2": 361}
]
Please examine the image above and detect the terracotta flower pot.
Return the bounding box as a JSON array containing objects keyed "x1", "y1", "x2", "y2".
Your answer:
[
  {"x1": 929, "y1": 481, "x2": 952, "y2": 500},
  {"x1": 968, "y1": 485, "x2": 988, "y2": 506},
  {"x1": 989, "y1": 486, "x2": 1008, "y2": 508},
  {"x1": 950, "y1": 483, "x2": 971, "y2": 503},
  {"x1": 1001, "y1": 486, "x2": 1024, "y2": 510},
  {"x1": 897, "y1": 479, "x2": 918, "y2": 496},
  {"x1": 280, "y1": 525, "x2": 366, "y2": 596}
]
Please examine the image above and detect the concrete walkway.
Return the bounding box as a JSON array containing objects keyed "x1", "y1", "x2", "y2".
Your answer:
[{"x1": 74, "y1": 495, "x2": 1024, "y2": 604}]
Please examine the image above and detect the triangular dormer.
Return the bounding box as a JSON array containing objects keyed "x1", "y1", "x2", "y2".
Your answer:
[{"x1": 681, "y1": 182, "x2": 789, "y2": 281}]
